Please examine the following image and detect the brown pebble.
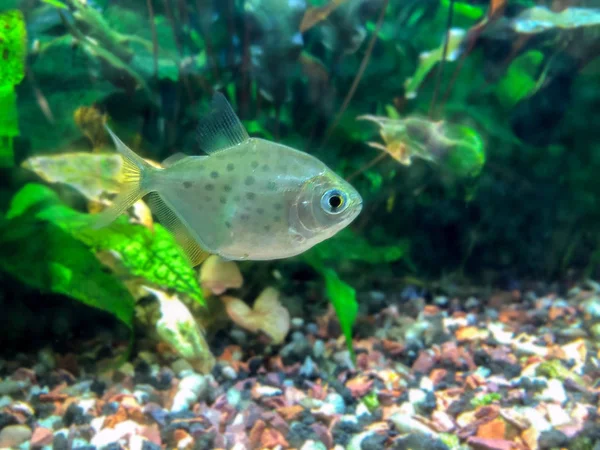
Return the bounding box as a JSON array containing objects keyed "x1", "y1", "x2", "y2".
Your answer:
[{"x1": 0, "y1": 425, "x2": 32, "y2": 448}]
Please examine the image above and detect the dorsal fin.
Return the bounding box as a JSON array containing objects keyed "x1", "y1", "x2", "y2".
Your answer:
[
  {"x1": 162, "y1": 152, "x2": 189, "y2": 167},
  {"x1": 196, "y1": 92, "x2": 250, "y2": 155}
]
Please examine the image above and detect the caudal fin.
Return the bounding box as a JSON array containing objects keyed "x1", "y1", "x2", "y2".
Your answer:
[{"x1": 92, "y1": 125, "x2": 155, "y2": 229}]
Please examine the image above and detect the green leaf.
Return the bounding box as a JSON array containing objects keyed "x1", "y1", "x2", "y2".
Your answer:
[
  {"x1": 6, "y1": 183, "x2": 204, "y2": 305},
  {"x1": 322, "y1": 268, "x2": 358, "y2": 359},
  {"x1": 0, "y1": 9, "x2": 27, "y2": 88},
  {"x1": 442, "y1": 125, "x2": 486, "y2": 178},
  {"x1": 40, "y1": 0, "x2": 68, "y2": 9},
  {"x1": 495, "y1": 50, "x2": 544, "y2": 108},
  {"x1": 306, "y1": 228, "x2": 409, "y2": 265},
  {"x1": 0, "y1": 209, "x2": 135, "y2": 329}
]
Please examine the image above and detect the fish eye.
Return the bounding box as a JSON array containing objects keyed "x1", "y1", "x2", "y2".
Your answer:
[{"x1": 321, "y1": 189, "x2": 348, "y2": 214}]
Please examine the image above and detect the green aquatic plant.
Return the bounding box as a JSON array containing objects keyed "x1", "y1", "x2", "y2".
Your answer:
[
  {"x1": 535, "y1": 359, "x2": 585, "y2": 387},
  {"x1": 302, "y1": 228, "x2": 409, "y2": 359},
  {"x1": 438, "y1": 432, "x2": 462, "y2": 450},
  {"x1": 0, "y1": 9, "x2": 27, "y2": 168},
  {"x1": 5, "y1": 183, "x2": 205, "y2": 305},
  {"x1": 362, "y1": 391, "x2": 380, "y2": 412},
  {"x1": 404, "y1": 28, "x2": 466, "y2": 99},
  {"x1": 322, "y1": 267, "x2": 358, "y2": 357},
  {"x1": 470, "y1": 392, "x2": 501, "y2": 407},
  {"x1": 1, "y1": 193, "x2": 135, "y2": 329},
  {"x1": 495, "y1": 50, "x2": 545, "y2": 109}
]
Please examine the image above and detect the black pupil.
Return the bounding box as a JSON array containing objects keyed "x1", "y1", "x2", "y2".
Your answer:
[{"x1": 328, "y1": 195, "x2": 342, "y2": 209}]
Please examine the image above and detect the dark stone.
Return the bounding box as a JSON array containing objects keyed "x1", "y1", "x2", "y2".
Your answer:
[
  {"x1": 34, "y1": 402, "x2": 56, "y2": 419},
  {"x1": 63, "y1": 403, "x2": 91, "y2": 426},
  {"x1": 100, "y1": 443, "x2": 123, "y2": 450},
  {"x1": 142, "y1": 441, "x2": 162, "y2": 450},
  {"x1": 0, "y1": 412, "x2": 18, "y2": 429},
  {"x1": 299, "y1": 410, "x2": 316, "y2": 425},
  {"x1": 192, "y1": 431, "x2": 216, "y2": 450},
  {"x1": 581, "y1": 421, "x2": 600, "y2": 440},
  {"x1": 538, "y1": 430, "x2": 569, "y2": 449},
  {"x1": 287, "y1": 422, "x2": 319, "y2": 449},
  {"x1": 389, "y1": 434, "x2": 450, "y2": 450},
  {"x1": 361, "y1": 433, "x2": 387, "y2": 450},
  {"x1": 101, "y1": 402, "x2": 119, "y2": 416},
  {"x1": 247, "y1": 357, "x2": 263, "y2": 375},
  {"x1": 417, "y1": 390, "x2": 437, "y2": 415},
  {"x1": 327, "y1": 379, "x2": 355, "y2": 406},
  {"x1": 148, "y1": 408, "x2": 168, "y2": 426},
  {"x1": 52, "y1": 433, "x2": 69, "y2": 450},
  {"x1": 90, "y1": 379, "x2": 106, "y2": 397},
  {"x1": 447, "y1": 398, "x2": 470, "y2": 417},
  {"x1": 332, "y1": 419, "x2": 362, "y2": 446}
]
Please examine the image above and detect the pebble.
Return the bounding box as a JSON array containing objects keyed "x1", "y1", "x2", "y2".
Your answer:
[
  {"x1": 305, "y1": 323, "x2": 319, "y2": 335},
  {"x1": 221, "y1": 365, "x2": 237, "y2": 380},
  {"x1": 91, "y1": 419, "x2": 141, "y2": 447},
  {"x1": 390, "y1": 412, "x2": 439, "y2": 438},
  {"x1": 291, "y1": 317, "x2": 304, "y2": 328},
  {"x1": 546, "y1": 403, "x2": 571, "y2": 427},
  {"x1": 299, "y1": 356, "x2": 316, "y2": 378},
  {"x1": 408, "y1": 388, "x2": 427, "y2": 407},
  {"x1": 538, "y1": 429, "x2": 569, "y2": 449},
  {"x1": 300, "y1": 440, "x2": 328, "y2": 450},
  {"x1": 346, "y1": 431, "x2": 375, "y2": 450},
  {"x1": 434, "y1": 296, "x2": 448, "y2": 306},
  {"x1": 0, "y1": 379, "x2": 30, "y2": 395},
  {"x1": 312, "y1": 340, "x2": 325, "y2": 359},
  {"x1": 171, "y1": 373, "x2": 208, "y2": 412},
  {"x1": 226, "y1": 387, "x2": 242, "y2": 408},
  {"x1": 355, "y1": 402, "x2": 371, "y2": 418},
  {"x1": 170, "y1": 359, "x2": 193, "y2": 376},
  {"x1": 229, "y1": 328, "x2": 247, "y2": 345},
  {"x1": 0, "y1": 424, "x2": 32, "y2": 448},
  {"x1": 536, "y1": 379, "x2": 567, "y2": 405},
  {"x1": 581, "y1": 296, "x2": 600, "y2": 320},
  {"x1": 324, "y1": 392, "x2": 345, "y2": 414},
  {"x1": 31, "y1": 426, "x2": 53, "y2": 447}
]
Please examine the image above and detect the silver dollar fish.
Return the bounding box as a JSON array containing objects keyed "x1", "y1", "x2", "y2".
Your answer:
[{"x1": 95, "y1": 93, "x2": 363, "y2": 265}]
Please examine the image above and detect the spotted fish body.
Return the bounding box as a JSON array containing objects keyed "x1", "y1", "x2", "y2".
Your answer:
[{"x1": 95, "y1": 93, "x2": 363, "y2": 265}]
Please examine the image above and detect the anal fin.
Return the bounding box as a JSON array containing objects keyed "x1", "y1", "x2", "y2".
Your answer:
[{"x1": 147, "y1": 193, "x2": 210, "y2": 267}]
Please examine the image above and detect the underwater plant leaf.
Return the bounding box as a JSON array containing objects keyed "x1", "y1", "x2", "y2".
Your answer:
[
  {"x1": 495, "y1": 50, "x2": 544, "y2": 109},
  {"x1": 442, "y1": 0, "x2": 484, "y2": 21},
  {"x1": 0, "y1": 9, "x2": 27, "y2": 88},
  {"x1": 404, "y1": 28, "x2": 466, "y2": 99},
  {"x1": 0, "y1": 210, "x2": 134, "y2": 329},
  {"x1": 40, "y1": 0, "x2": 68, "y2": 9},
  {"x1": 511, "y1": 6, "x2": 600, "y2": 34},
  {"x1": 6, "y1": 184, "x2": 205, "y2": 306},
  {"x1": 0, "y1": 86, "x2": 19, "y2": 168},
  {"x1": 146, "y1": 287, "x2": 215, "y2": 373},
  {"x1": 221, "y1": 287, "x2": 290, "y2": 344},
  {"x1": 305, "y1": 228, "x2": 408, "y2": 265},
  {"x1": 440, "y1": 125, "x2": 486, "y2": 178},
  {"x1": 322, "y1": 268, "x2": 358, "y2": 358}
]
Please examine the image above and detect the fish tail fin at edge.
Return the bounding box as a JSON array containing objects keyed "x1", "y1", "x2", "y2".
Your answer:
[{"x1": 92, "y1": 125, "x2": 157, "y2": 229}]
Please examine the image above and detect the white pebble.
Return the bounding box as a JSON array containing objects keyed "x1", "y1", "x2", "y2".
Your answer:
[
  {"x1": 221, "y1": 365, "x2": 237, "y2": 380},
  {"x1": 291, "y1": 317, "x2": 304, "y2": 328},
  {"x1": 536, "y1": 379, "x2": 567, "y2": 405}
]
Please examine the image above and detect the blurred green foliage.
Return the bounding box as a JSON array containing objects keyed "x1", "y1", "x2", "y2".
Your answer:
[
  {"x1": 0, "y1": 183, "x2": 205, "y2": 329},
  {"x1": 0, "y1": 9, "x2": 26, "y2": 168},
  {"x1": 0, "y1": 185, "x2": 135, "y2": 328}
]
